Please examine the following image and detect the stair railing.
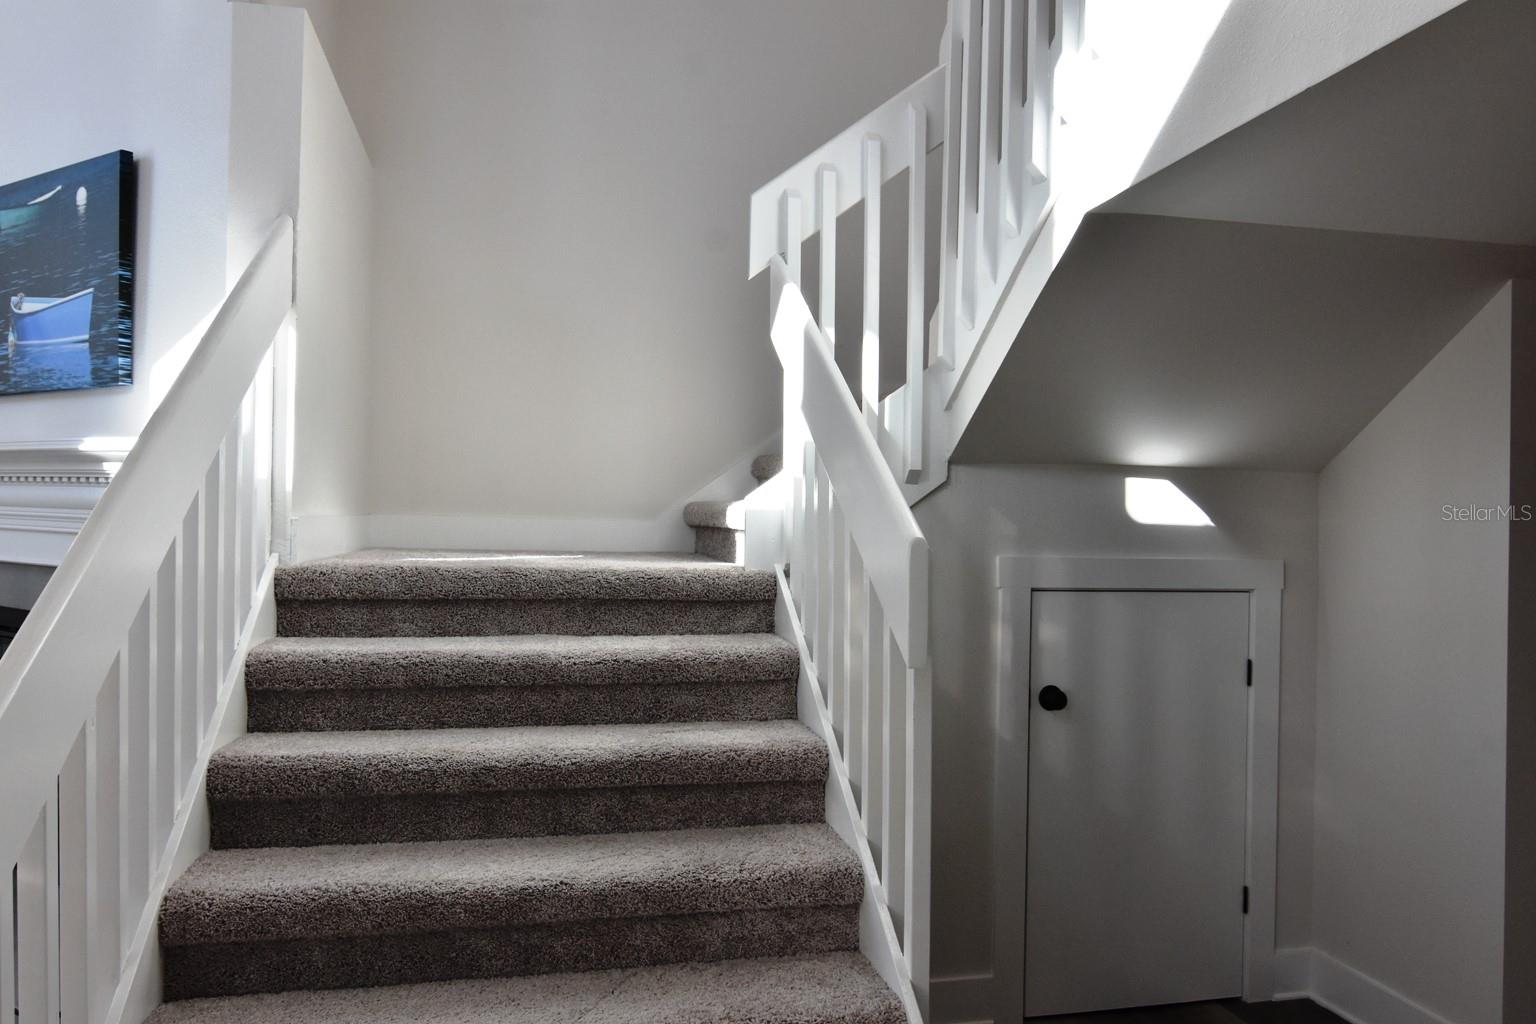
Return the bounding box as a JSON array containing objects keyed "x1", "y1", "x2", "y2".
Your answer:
[
  {"x1": 747, "y1": 2, "x2": 1089, "y2": 1020},
  {"x1": 0, "y1": 216, "x2": 294, "y2": 1024}
]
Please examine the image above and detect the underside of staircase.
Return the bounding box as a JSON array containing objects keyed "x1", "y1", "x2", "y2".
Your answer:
[{"x1": 149, "y1": 539, "x2": 901, "y2": 1022}]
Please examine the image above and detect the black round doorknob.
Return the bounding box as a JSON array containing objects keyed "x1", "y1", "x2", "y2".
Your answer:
[{"x1": 1038, "y1": 685, "x2": 1069, "y2": 712}]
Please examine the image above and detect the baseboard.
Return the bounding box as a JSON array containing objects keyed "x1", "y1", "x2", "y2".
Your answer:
[
  {"x1": 287, "y1": 432, "x2": 782, "y2": 559},
  {"x1": 288, "y1": 513, "x2": 368, "y2": 561},
  {"x1": 1275, "y1": 948, "x2": 1461, "y2": 1024},
  {"x1": 931, "y1": 972, "x2": 994, "y2": 1023},
  {"x1": 365, "y1": 511, "x2": 695, "y2": 554}
]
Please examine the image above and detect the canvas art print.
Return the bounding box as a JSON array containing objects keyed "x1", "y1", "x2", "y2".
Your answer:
[{"x1": 0, "y1": 151, "x2": 135, "y2": 396}]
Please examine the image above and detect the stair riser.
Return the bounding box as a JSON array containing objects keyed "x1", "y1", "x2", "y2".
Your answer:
[
  {"x1": 210, "y1": 782, "x2": 824, "y2": 849},
  {"x1": 162, "y1": 906, "x2": 859, "y2": 1000},
  {"x1": 277, "y1": 599, "x2": 774, "y2": 638},
  {"x1": 693, "y1": 526, "x2": 742, "y2": 563},
  {"x1": 246, "y1": 680, "x2": 796, "y2": 731}
]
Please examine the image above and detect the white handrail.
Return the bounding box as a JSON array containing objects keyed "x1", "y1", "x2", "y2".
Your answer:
[
  {"x1": 0, "y1": 215, "x2": 293, "y2": 1024},
  {"x1": 770, "y1": 257, "x2": 927, "y2": 669},
  {"x1": 748, "y1": 67, "x2": 945, "y2": 279}
]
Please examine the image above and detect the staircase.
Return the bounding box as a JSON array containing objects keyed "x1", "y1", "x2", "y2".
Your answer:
[
  {"x1": 147, "y1": 549, "x2": 905, "y2": 1022},
  {"x1": 685, "y1": 453, "x2": 783, "y2": 562}
]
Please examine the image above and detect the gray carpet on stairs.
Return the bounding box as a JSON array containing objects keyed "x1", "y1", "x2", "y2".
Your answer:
[
  {"x1": 208, "y1": 721, "x2": 828, "y2": 847},
  {"x1": 277, "y1": 551, "x2": 776, "y2": 602},
  {"x1": 147, "y1": 952, "x2": 904, "y2": 1024},
  {"x1": 751, "y1": 453, "x2": 783, "y2": 483},
  {"x1": 245, "y1": 633, "x2": 799, "y2": 731},
  {"x1": 160, "y1": 547, "x2": 897, "y2": 1017}
]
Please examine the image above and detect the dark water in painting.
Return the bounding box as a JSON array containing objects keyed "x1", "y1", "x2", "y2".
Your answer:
[{"x1": 0, "y1": 152, "x2": 133, "y2": 395}]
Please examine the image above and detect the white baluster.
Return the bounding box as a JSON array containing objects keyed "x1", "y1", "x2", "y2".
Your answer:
[
  {"x1": 936, "y1": 1, "x2": 964, "y2": 370},
  {"x1": 978, "y1": 0, "x2": 1004, "y2": 280},
  {"x1": 905, "y1": 103, "x2": 928, "y2": 482},
  {"x1": 905, "y1": 660, "x2": 933, "y2": 987},
  {"x1": 882, "y1": 631, "x2": 909, "y2": 927},
  {"x1": 201, "y1": 460, "x2": 222, "y2": 728},
  {"x1": 802, "y1": 443, "x2": 820, "y2": 666},
  {"x1": 91, "y1": 666, "x2": 122, "y2": 1020},
  {"x1": 817, "y1": 167, "x2": 837, "y2": 347},
  {"x1": 120, "y1": 601, "x2": 151, "y2": 951},
  {"x1": 15, "y1": 806, "x2": 49, "y2": 1024},
  {"x1": 153, "y1": 547, "x2": 177, "y2": 858},
  {"x1": 782, "y1": 191, "x2": 803, "y2": 285},
  {"x1": 58, "y1": 730, "x2": 89, "y2": 1024},
  {"x1": 789, "y1": 471, "x2": 807, "y2": 612},
  {"x1": 828, "y1": 500, "x2": 849, "y2": 746},
  {"x1": 221, "y1": 422, "x2": 239, "y2": 668},
  {"x1": 1027, "y1": 0, "x2": 1053, "y2": 183},
  {"x1": 815, "y1": 460, "x2": 835, "y2": 676},
  {"x1": 862, "y1": 582, "x2": 886, "y2": 858},
  {"x1": 1001, "y1": 0, "x2": 1027, "y2": 231},
  {"x1": 179, "y1": 500, "x2": 201, "y2": 795},
  {"x1": 861, "y1": 135, "x2": 883, "y2": 432},
  {"x1": 845, "y1": 542, "x2": 867, "y2": 786},
  {"x1": 957, "y1": 0, "x2": 984, "y2": 330}
]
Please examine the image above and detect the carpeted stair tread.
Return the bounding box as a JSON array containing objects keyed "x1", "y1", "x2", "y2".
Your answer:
[
  {"x1": 752, "y1": 453, "x2": 783, "y2": 483},
  {"x1": 245, "y1": 633, "x2": 797, "y2": 691},
  {"x1": 160, "y1": 823, "x2": 860, "y2": 948},
  {"x1": 682, "y1": 499, "x2": 745, "y2": 531},
  {"x1": 209, "y1": 721, "x2": 827, "y2": 800},
  {"x1": 277, "y1": 550, "x2": 775, "y2": 603},
  {"x1": 146, "y1": 952, "x2": 904, "y2": 1024}
]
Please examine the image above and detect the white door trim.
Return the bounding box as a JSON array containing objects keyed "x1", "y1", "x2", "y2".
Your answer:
[{"x1": 992, "y1": 556, "x2": 1284, "y2": 1022}]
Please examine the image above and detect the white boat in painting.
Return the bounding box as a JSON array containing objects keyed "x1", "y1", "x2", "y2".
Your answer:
[
  {"x1": 0, "y1": 185, "x2": 62, "y2": 230},
  {"x1": 9, "y1": 288, "x2": 93, "y2": 346}
]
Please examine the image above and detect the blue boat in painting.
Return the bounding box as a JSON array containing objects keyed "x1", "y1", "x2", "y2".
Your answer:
[
  {"x1": 0, "y1": 185, "x2": 62, "y2": 230},
  {"x1": 9, "y1": 288, "x2": 93, "y2": 346}
]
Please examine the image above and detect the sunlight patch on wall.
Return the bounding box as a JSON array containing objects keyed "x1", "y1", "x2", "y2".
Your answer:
[{"x1": 1124, "y1": 477, "x2": 1213, "y2": 526}]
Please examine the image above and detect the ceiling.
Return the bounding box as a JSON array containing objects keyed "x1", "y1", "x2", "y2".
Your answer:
[{"x1": 954, "y1": 214, "x2": 1536, "y2": 470}]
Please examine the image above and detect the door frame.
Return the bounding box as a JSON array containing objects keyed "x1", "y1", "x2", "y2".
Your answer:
[{"x1": 992, "y1": 556, "x2": 1284, "y2": 1022}]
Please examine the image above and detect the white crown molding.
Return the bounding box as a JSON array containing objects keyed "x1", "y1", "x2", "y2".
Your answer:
[
  {"x1": 0, "y1": 439, "x2": 133, "y2": 566},
  {"x1": 0, "y1": 437, "x2": 135, "y2": 486}
]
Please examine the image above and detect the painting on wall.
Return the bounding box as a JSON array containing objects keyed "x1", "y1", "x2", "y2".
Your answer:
[{"x1": 0, "y1": 151, "x2": 135, "y2": 396}]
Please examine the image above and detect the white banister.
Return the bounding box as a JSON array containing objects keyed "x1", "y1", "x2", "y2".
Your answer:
[
  {"x1": 746, "y1": 4, "x2": 1104, "y2": 1017},
  {"x1": 0, "y1": 216, "x2": 294, "y2": 1024}
]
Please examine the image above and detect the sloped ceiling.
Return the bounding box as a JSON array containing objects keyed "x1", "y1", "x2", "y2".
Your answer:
[{"x1": 954, "y1": 214, "x2": 1536, "y2": 469}]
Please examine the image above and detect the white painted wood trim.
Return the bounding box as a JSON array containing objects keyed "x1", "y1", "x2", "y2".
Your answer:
[
  {"x1": 775, "y1": 567, "x2": 923, "y2": 1024},
  {"x1": 992, "y1": 556, "x2": 1285, "y2": 1022},
  {"x1": 0, "y1": 439, "x2": 134, "y2": 485},
  {"x1": 1272, "y1": 948, "x2": 1461, "y2": 1024},
  {"x1": 115, "y1": 556, "x2": 274, "y2": 1024},
  {"x1": 290, "y1": 429, "x2": 782, "y2": 560},
  {"x1": 931, "y1": 972, "x2": 995, "y2": 1024}
]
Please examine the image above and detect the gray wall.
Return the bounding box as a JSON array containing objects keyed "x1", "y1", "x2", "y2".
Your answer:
[
  {"x1": 1313, "y1": 285, "x2": 1510, "y2": 1024},
  {"x1": 321, "y1": 0, "x2": 945, "y2": 525},
  {"x1": 915, "y1": 463, "x2": 1319, "y2": 1016}
]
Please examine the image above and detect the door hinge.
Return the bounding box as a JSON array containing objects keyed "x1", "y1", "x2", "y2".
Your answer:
[
  {"x1": 1245, "y1": 659, "x2": 1253, "y2": 687},
  {"x1": 1242, "y1": 886, "x2": 1250, "y2": 914}
]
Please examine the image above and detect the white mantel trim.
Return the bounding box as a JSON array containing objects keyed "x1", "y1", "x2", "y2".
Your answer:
[{"x1": 0, "y1": 437, "x2": 135, "y2": 486}]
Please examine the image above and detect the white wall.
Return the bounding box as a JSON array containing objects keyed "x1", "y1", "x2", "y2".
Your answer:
[
  {"x1": 291, "y1": 20, "x2": 373, "y2": 557},
  {"x1": 322, "y1": 0, "x2": 944, "y2": 533},
  {"x1": 1311, "y1": 286, "x2": 1510, "y2": 1024},
  {"x1": 914, "y1": 463, "x2": 1319, "y2": 1021},
  {"x1": 0, "y1": 0, "x2": 231, "y2": 552},
  {"x1": 230, "y1": 4, "x2": 374, "y2": 561}
]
